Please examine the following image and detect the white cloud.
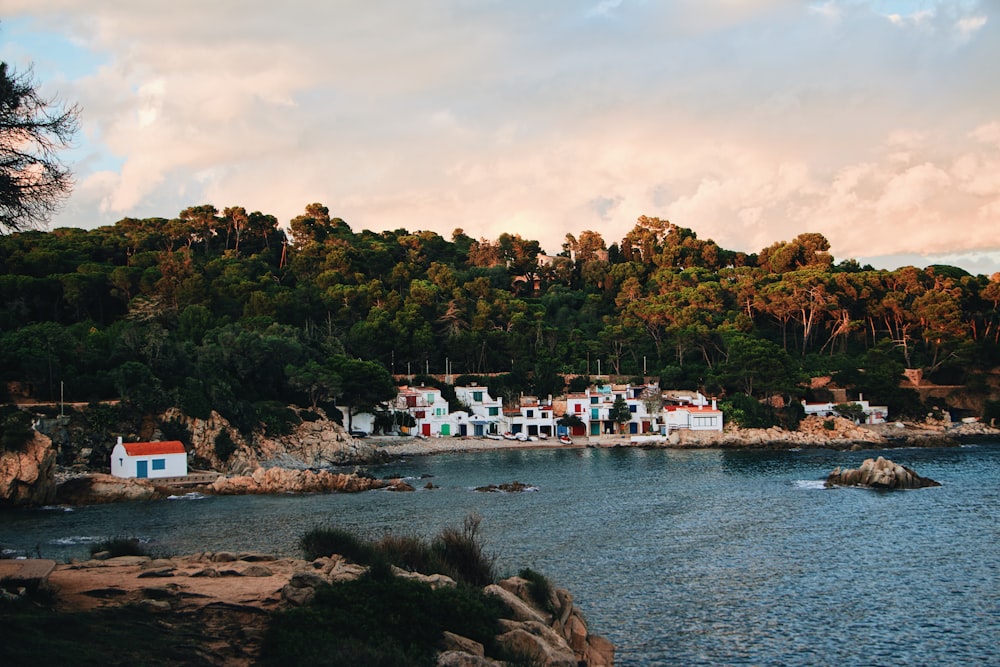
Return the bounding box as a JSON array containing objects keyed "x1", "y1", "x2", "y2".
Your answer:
[{"x1": 2, "y1": 0, "x2": 999, "y2": 274}]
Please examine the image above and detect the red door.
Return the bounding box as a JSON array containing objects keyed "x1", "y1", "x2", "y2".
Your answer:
[{"x1": 422, "y1": 423, "x2": 431, "y2": 436}]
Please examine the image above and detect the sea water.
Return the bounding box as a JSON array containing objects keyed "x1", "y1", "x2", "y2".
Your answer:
[{"x1": 2, "y1": 443, "x2": 998, "y2": 666}]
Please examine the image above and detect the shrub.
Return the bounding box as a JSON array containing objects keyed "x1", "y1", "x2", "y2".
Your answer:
[
  {"x1": 430, "y1": 514, "x2": 496, "y2": 587},
  {"x1": 213, "y1": 429, "x2": 238, "y2": 462},
  {"x1": 300, "y1": 516, "x2": 497, "y2": 588},
  {"x1": 0, "y1": 406, "x2": 34, "y2": 452},
  {"x1": 518, "y1": 567, "x2": 555, "y2": 614},
  {"x1": 254, "y1": 401, "x2": 300, "y2": 436},
  {"x1": 259, "y1": 570, "x2": 506, "y2": 667},
  {"x1": 822, "y1": 419, "x2": 835, "y2": 430},
  {"x1": 299, "y1": 527, "x2": 374, "y2": 563},
  {"x1": 158, "y1": 417, "x2": 191, "y2": 446}
]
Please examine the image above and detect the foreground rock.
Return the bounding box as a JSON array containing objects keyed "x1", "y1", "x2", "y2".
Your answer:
[
  {"x1": 37, "y1": 553, "x2": 613, "y2": 667},
  {"x1": 209, "y1": 467, "x2": 391, "y2": 495},
  {"x1": 0, "y1": 430, "x2": 57, "y2": 507},
  {"x1": 54, "y1": 468, "x2": 395, "y2": 504},
  {"x1": 825, "y1": 456, "x2": 941, "y2": 489}
]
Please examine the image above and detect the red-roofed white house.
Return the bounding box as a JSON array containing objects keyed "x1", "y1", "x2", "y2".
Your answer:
[{"x1": 111, "y1": 437, "x2": 187, "y2": 479}]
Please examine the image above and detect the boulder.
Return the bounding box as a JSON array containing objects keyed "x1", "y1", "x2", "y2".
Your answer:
[
  {"x1": 0, "y1": 430, "x2": 57, "y2": 507},
  {"x1": 495, "y1": 619, "x2": 578, "y2": 667},
  {"x1": 209, "y1": 468, "x2": 388, "y2": 495},
  {"x1": 55, "y1": 473, "x2": 159, "y2": 504},
  {"x1": 825, "y1": 456, "x2": 941, "y2": 489}
]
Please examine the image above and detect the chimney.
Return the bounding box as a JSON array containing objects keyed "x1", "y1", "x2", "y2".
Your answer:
[{"x1": 711, "y1": 398, "x2": 717, "y2": 410}]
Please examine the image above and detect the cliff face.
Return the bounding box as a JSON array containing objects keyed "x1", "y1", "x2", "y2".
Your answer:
[
  {"x1": 0, "y1": 430, "x2": 57, "y2": 507},
  {"x1": 164, "y1": 408, "x2": 386, "y2": 473}
]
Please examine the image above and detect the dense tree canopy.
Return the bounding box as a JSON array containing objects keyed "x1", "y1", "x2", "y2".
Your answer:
[{"x1": 2, "y1": 205, "x2": 999, "y2": 428}]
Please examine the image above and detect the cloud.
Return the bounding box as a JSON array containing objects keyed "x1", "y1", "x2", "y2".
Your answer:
[{"x1": 2, "y1": 0, "x2": 999, "y2": 274}]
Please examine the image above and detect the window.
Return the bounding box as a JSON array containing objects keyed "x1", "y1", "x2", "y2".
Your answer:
[
  {"x1": 574, "y1": 403, "x2": 583, "y2": 413},
  {"x1": 151, "y1": 459, "x2": 166, "y2": 471},
  {"x1": 591, "y1": 408, "x2": 599, "y2": 420},
  {"x1": 473, "y1": 391, "x2": 483, "y2": 402},
  {"x1": 629, "y1": 404, "x2": 637, "y2": 413},
  {"x1": 527, "y1": 410, "x2": 534, "y2": 418},
  {"x1": 590, "y1": 397, "x2": 598, "y2": 404},
  {"x1": 489, "y1": 407, "x2": 499, "y2": 416}
]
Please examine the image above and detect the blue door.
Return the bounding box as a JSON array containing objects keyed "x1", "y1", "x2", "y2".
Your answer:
[{"x1": 136, "y1": 460, "x2": 148, "y2": 478}]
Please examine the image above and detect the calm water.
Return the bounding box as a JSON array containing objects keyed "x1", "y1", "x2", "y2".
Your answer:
[{"x1": 2, "y1": 443, "x2": 999, "y2": 666}]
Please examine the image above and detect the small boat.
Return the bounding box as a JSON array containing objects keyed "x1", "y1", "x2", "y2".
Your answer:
[
  {"x1": 485, "y1": 433, "x2": 503, "y2": 440},
  {"x1": 502, "y1": 432, "x2": 517, "y2": 440},
  {"x1": 558, "y1": 435, "x2": 573, "y2": 445}
]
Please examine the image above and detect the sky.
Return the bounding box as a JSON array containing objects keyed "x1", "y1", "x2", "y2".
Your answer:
[{"x1": 2, "y1": 0, "x2": 999, "y2": 276}]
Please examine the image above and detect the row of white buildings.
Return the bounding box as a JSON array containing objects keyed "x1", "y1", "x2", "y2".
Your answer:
[{"x1": 351, "y1": 382, "x2": 725, "y2": 439}]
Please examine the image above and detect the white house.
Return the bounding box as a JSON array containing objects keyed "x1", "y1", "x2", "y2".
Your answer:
[
  {"x1": 503, "y1": 396, "x2": 557, "y2": 438},
  {"x1": 662, "y1": 391, "x2": 724, "y2": 432},
  {"x1": 110, "y1": 437, "x2": 187, "y2": 479},
  {"x1": 563, "y1": 383, "x2": 668, "y2": 436},
  {"x1": 454, "y1": 384, "x2": 502, "y2": 436},
  {"x1": 394, "y1": 385, "x2": 457, "y2": 436},
  {"x1": 801, "y1": 394, "x2": 888, "y2": 425}
]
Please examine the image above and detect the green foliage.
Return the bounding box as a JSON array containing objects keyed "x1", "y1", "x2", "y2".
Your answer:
[
  {"x1": 299, "y1": 527, "x2": 376, "y2": 563},
  {"x1": 254, "y1": 401, "x2": 299, "y2": 436},
  {"x1": 833, "y1": 402, "x2": 867, "y2": 424},
  {"x1": 259, "y1": 570, "x2": 506, "y2": 667},
  {"x1": 300, "y1": 515, "x2": 497, "y2": 588},
  {"x1": 609, "y1": 394, "x2": 631, "y2": 432},
  {"x1": 0, "y1": 405, "x2": 34, "y2": 451},
  {"x1": 822, "y1": 419, "x2": 835, "y2": 430},
  {"x1": 0, "y1": 201, "x2": 998, "y2": 435},
  {"x1": 158, "y1": 417, "x2": 191, "y2": 446},
  {"x1": 777, "y1": 400, "x2": 805, "y2": 430},
  {"x1": 213, "y1": 429, "x2": 238, "y2": 462},
  {"x1": 719, "y1": 393, "x2": 776, "y2": 429},
  {"x1": 518, "y1": 567, "x2": 555, "y2": 614}
]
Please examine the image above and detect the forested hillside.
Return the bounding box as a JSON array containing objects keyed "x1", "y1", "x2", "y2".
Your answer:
[{"x1": 3, "y1": 204, "x2": 1000, "y2": 436}]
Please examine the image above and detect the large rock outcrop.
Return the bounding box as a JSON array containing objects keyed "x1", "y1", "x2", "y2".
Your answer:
[
  {"x1": 209, "y1": 468, "x2": 392, "y2": 495},
  {"x1": 0, "y1": 430, "x2": 57, "y2": 507},
  {"x1": 55, "y1": 473, "x2": 160, "y2": 504},
  {"x1": 279, "y1": 563, "x2": 615, "y2": 667},
  {"x1": 163, "y1": 407, "x2": 386, "y2": 473},
  {"x1": 825, "y1": 456, "x2": 941, "y2": 489}
]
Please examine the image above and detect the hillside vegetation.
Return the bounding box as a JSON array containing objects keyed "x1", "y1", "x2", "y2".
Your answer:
[{"x1": 3, "y1": 206, "x2": 1000, "y2": 452}]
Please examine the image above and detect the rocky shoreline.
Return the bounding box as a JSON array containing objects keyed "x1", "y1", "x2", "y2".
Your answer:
[
  {"x1": 3, "y1": 550, "x2": 613, "y2": 666},
  {"x1": 3, "y1": 414, "x2": 998, "y2": 508}
]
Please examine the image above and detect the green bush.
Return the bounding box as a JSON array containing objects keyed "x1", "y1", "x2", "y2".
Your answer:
[
  {"x1": 158, "y1": 417, "x2": 191, "y2": 446},
  {"x1": 518, "y1": 567, "x2": 555, "y2": 614},
  {"x1": 255, "y1": 401, "x2": 300, "y2": 436},
  {"x1": 0, "y1": 406, "x2": 34, "y2": 452},
  {"x1": 300, "y1": 516, "x2": 497, "y2": 588},
  {"x1": 259, "y1": 570, "x2": 506, "y2": 667},
  {"x1": 300, "y1": 527, "x2": 375, "y2": 563},
  {"x1": 430, "y1": 514, "x2": 496, "y2": 588},
  {"x1": 822, "y1": 419, "x2": 835, "y2": 430},
  {"x1": 213, "y1": 429, "x2": 238, "y2": 462}
]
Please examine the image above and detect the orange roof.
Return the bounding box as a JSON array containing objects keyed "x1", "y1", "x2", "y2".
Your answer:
[{"x1": 121, "y1": 441, "x2": 186, "y2": 456}]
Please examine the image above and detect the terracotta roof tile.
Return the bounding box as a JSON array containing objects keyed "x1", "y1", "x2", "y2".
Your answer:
[{"x1": 121, "y1": 441, "x2": 186, "y2": 456}]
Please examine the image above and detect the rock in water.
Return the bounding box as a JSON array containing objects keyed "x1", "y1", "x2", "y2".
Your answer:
[{"x1": 825, "y1": 456, "x2": 941, "y2": 489}]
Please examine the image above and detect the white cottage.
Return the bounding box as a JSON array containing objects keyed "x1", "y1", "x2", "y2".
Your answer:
[{"x1": 110, "y1": 437, "x2": 187, "y2": 479}]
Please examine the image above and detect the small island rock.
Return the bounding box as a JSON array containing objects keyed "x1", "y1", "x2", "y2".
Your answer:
[{"x1": 825, "y1": 456, "x2": 941, "y2": 489}]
